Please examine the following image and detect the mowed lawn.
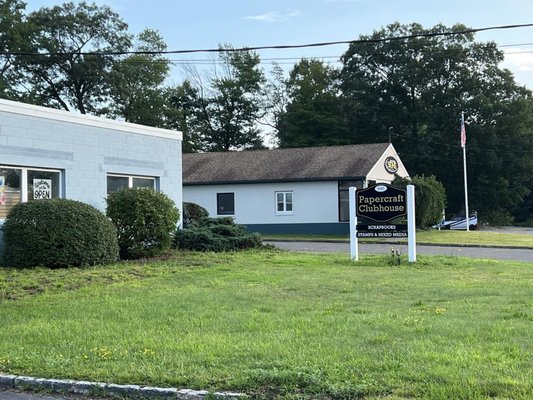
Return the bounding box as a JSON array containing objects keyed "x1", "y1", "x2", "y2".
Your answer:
[{"x1": 1, "y1": 250, "x2": 532, "y2": 399}]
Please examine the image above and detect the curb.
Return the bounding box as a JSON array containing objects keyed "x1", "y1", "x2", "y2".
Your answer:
[{"x1": 0, "y1": 374, "x2": 246, "y2": 399}]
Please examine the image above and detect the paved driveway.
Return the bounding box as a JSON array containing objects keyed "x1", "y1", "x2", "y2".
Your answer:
[{"x1": 267, "y1": 241, "x2": 533, "y2": 263}]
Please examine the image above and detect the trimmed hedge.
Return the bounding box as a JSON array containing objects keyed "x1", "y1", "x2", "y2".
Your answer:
[
  {"x1": 175, "y1": 217, "x2": 263, "y2": 252},
  {"x1": 107, "y1": 188, "x2": 180, "y2": 259},
  {"x1": 2, "y1": 199, "x2": 119, "y2": 268}
]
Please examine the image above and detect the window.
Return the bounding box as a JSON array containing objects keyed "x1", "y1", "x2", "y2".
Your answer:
[
  {"x1": 107, "y1": 174, "x2": 156, "y2": 195},
  {"x1": 0, "y1": 165, "x2": 62, "y2": 219},
  {"x1": 275, "y1": 191, "x2": 293, "y2": 215},
  {"x1": 338, "y1": 180, "x2": 363, "y2": 222},
  {"x1": 217, "y1": 193, "x2": 234, "y2": 215}
]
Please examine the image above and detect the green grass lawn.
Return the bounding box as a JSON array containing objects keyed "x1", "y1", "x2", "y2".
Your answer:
[
  {"x1": 1, "y1": 250, "x2": 533, "y2": 399},
  {"x1": 263, "y1": 229, "x2": 533, "y2": 248}
]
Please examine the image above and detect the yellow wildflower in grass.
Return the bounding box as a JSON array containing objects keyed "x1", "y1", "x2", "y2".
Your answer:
[
  {"x1": 0, "y1": 356, "x2": 12, "y2": 369},
  {"x1": 143, "y1": 348, "x2": 155, "y2": 356},
  {"x1": 89, "y1": 347, "x2": 114, "y2": 359}
]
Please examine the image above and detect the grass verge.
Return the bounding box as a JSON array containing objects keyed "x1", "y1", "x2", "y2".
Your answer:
[
  {"x1": 1, "y1": 250, "x2": 532, "y2": 399},
  {"x1": 263, "y1": 229, "x2": 533, "y2": 248}
]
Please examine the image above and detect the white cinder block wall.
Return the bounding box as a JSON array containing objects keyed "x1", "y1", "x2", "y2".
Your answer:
[{"x1": 0, "y1": 100, "x2": 182, "y2": 255}]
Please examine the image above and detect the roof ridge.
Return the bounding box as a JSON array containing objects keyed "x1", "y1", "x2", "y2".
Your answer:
[{"x1": 183, "y1": 142, "x2": 390, "y2": 157}]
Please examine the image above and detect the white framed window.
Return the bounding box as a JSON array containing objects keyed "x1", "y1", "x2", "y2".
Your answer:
[
  {"x1": 275, "y1": 191, "x2": 293, "y2": 215},
  {"x1": 0, "y1": 165, "x2": 62, "y2": 219},
  {"x1": 107, "y1": 174, "x2": 156, "y2": 195}
]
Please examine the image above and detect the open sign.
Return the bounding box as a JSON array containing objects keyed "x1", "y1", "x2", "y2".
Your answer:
[{"x1": 33, "y1": 179, "x2": 52, "y2": 199}]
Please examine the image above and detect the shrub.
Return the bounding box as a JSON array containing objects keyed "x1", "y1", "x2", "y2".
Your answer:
[
  {"x1": 183, "y1": 202, "x2": 209, "y2": 228},
  {"x1": 482, "y1": 210, "x2": 514, "y2": 227},
  {"x1": 174, "y1": 217, "x2": 263, "y2": 252},
  {"x1": 2, "y1": 199, "x2": 119, "y2": 268},
  {"x1": 394, "y1": 175, "x2": 447, "y2": 229},
  {"x1": 107, "y1": 188, "x2": 180, "y2": 259}
]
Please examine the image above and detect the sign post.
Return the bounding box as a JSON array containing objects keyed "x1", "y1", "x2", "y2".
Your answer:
[
  {"x1": 407, "y1": 185, "x2": 416, "y2": 262},
  {"x1": 349, "y1": 186, "x2": 358, "y2": 261}
]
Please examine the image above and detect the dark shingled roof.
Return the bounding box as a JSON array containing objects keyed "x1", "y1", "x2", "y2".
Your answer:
[{"x1": 183, "y1": 143, "x2": 391, "y2": 185}]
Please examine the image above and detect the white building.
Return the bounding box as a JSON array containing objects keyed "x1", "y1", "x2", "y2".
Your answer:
[
  {"x1": 183, "y1": 143, "x2": 409, "y2": 234},
  {"x1": 0, "y1": 99, "x2": 182, "y2": 254}
]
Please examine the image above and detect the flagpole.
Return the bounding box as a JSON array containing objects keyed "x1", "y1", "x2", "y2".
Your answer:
[{"x1": 461, "y1": 112, "x2": 470, "y2": 232}]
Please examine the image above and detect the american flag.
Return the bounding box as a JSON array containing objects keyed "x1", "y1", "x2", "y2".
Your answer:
[{"x1": 460, "y1": 113, "x2": 466, "y2": 148}]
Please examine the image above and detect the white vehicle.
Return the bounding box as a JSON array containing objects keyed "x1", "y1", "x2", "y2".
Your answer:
[{"x1": 435, "y1": 212, "x2": 478, "y2": 230}]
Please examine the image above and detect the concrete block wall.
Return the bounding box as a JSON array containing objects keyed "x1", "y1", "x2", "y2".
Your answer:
[{"x1": 0, "y1": 99, "x2": 183, "y2": 259}]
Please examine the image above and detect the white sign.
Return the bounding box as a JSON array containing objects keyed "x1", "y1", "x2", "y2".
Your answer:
[{"x1": 33, "y1": 179, "x2": 52, "y2": 200}]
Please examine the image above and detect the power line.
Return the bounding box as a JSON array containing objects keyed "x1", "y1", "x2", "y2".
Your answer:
[
  {"x1": 3, "y1": 23, "x2": 533, "y2": 57},
  {"x1": 499, "y1": 42, "x2": 533, "y2": 47},
  {"x1": 108, "y1": 40, "x2": 533, "y2": 67},
  {"x1": 391, "y1": 132, "x2": 533, "y2": 154}
]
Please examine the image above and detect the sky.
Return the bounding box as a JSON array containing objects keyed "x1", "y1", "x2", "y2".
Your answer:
[{"x1": 25, "y1": 0, "x2": 533, "y2": 88}]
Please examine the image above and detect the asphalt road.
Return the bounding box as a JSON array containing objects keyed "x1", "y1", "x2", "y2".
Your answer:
[
  {"x1": 0, "y1": 392, "x2": 90, "y2": 400},
  {"x1": 0, "y1": 391, "x2": 106, "y2": 400},
  {"x1": 267, "y1": 241, "x2": 533, "y2": 263}
]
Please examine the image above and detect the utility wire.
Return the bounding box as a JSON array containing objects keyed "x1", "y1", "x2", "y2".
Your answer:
[
  {"x1": 106, "y1": 40, "x2": 533, "y2": 67},
  {"x1": 3, "y1": 23, "x2": 533, "y2": 57},
  {"x1": 391, "y1": 132, "x2": 533, "y2": 154}
]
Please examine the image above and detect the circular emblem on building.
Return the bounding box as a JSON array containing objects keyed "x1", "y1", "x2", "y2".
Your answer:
[{"x1": 384, "y1": 156, "x2": 399, "y2": 174}]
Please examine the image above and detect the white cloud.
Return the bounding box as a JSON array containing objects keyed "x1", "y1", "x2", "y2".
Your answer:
[
  {"x1": 503, "y1": 48, "x2": 533, "y2": 72},
  {"x1": 244, "y1": 9, "x2": 301, "y2": 22}
]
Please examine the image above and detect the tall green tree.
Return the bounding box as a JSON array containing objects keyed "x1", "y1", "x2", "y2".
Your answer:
[
  {"x1": 276, "y1": 59, "x2": 350, "y2": 148},
  {"x1": 0, "y1": 0, "x2": 32, "y2": 99},
  {"x1": 165, "y1": 81, "x2": 206, "y2": 153},
  {"x1": 108, "y1": 28, "x2": 170, "y2": 126},
  {"x1": 169, "y1": 47, "x2": 266, "y2": 152},
  {"x1": 339, "y1": 22, "x2": 533, "y2": 221},
  {"x1": 20, "y1": 1, "x2": 131, "y2": 114}
]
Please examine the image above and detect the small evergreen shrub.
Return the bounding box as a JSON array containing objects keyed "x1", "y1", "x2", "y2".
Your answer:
[
  {"x1": 107, "y1": 188, "x2": 180, "y2": 259},
  {"x1": 183, "y1": 202, "x2": 209, "y2": 228},
  {"x1": 174, "y1": 217, "x2": 263, "y2": 252},
  {"x1": 2, "y1": 199, "x2": 119, "y2": 268}
]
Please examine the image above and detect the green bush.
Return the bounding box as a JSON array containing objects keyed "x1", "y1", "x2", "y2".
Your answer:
[
  {"x1": 2, "y1": 199, "x2": 119, "y2": 268},
  {"x1": 107, "y1": 188, "x2": 180, "y2": 259},
  {"x1": 174, "y1": 217, "x2": 263, "y2": 252},
  {"x1": 394, "y1": 175, "x2": 447, "y2": 229},
  {"x1": 183, "y1": 202, "x2": 209, "y2": 228},
  {"x1": 482, "y1": 210, "x2": 514, "y2": 227}
]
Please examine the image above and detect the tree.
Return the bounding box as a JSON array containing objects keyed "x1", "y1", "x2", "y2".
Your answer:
[
  {"x1": 0, "y1": 0, "x2": 32, "y2": 99},
  {"x1": 165, "y1": 81, "x2": 207, "y2": 153},
  {"x1": 339, "y1": 23, "x2": 533, "y2": 222},
  {"x1": 276, "y1": 59, "x2": 350, "y2": 148},
  {"x1": 20, "y1": 1, "x2": 131, "y2": 114},
  {"x1": 394, "y1": 175, "x2": 447, "y2": 229},
  {"x1": 169, "y1": 47, "x2": 267, "y2": 152},
  {"x1": 107, "y1": 29, "x2": 170, "y2": 126}
]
